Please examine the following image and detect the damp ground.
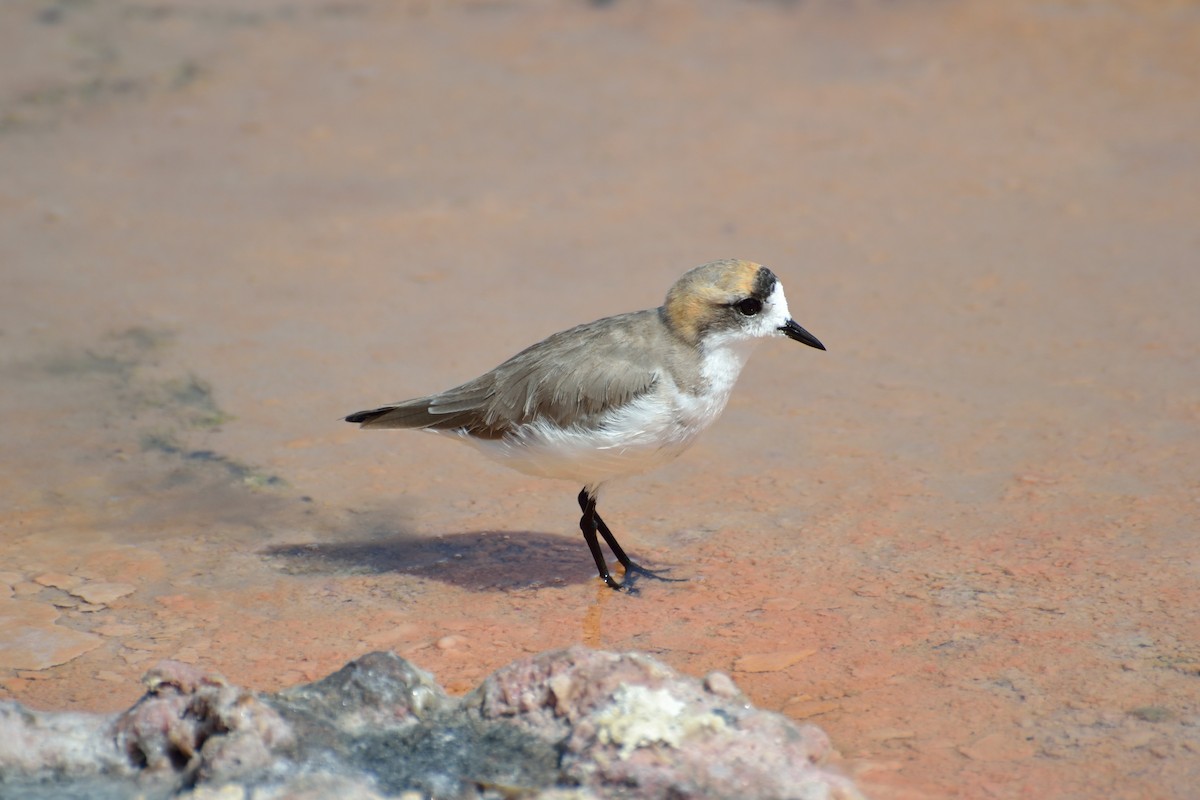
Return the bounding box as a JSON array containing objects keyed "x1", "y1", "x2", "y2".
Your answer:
[{"x1": 2, "y1": 2, "x2": 1198, "y2": 798}]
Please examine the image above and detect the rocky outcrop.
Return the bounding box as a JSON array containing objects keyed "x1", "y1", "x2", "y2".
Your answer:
[{"x1": 0, "y1": 647, "x2": 862, "y2": 800}]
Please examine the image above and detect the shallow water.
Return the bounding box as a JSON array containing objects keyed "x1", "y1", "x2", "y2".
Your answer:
[{"x1": 2, "y1": 1, "x2": 1199, "y2": 797}]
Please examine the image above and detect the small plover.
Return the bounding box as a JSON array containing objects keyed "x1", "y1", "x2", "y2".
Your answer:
[{"x1": 346, "y1": 258, "x2": 825, "y2": 590}]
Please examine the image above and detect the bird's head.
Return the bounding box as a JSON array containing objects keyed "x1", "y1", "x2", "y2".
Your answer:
[{"x1": 662, "y1": 259, "x2": 826, "y2": 352}]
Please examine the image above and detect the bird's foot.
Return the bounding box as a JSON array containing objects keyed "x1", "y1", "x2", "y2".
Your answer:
[
  {"x1": 598, "y1": 573, "x2": 640, "y2": 594},
  {"x1": 599, "y1": 572, "x2": 623, "y2": 591}
]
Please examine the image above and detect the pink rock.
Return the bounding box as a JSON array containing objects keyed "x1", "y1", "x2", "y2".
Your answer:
[
  {"x1": 1, "y1": 648, "x2": 863, "y2": 799},
  {"x1": 112, "y1": 660, "x2": 294, "y2": 779},
  {"x1": 470, "y1": 646, "x2": 862, "y2": 800}
]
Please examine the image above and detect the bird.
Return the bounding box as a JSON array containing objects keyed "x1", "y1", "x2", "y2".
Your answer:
[{"x1": 345, "y1": 258, "x2": 825, "y2": 591}]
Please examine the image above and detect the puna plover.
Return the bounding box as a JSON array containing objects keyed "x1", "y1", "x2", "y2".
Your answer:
[{"x1": 346, "y1": 258, "x2": 825, "y2": 591}]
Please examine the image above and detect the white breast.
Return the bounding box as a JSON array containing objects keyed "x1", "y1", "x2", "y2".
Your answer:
[{"x1": 680, "y1": 334, "x2": 760, "y2": 429}]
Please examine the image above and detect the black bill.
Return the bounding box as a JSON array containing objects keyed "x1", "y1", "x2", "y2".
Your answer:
[{"x1": 779, "y1": 319, "x2": 826, "y2": 351}]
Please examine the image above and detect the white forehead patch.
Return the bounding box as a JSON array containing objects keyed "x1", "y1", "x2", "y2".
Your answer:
[
  {"x1": 768, "y1": 281, "x2": 793, "y2": 325},
  {"x1": 744, "y1": 279, "x2": 793, "y2": 339}
]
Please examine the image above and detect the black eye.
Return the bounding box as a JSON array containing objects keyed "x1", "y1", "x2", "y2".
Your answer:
[{"x1": 734, "y1": 298, "x2": 762, "y2": 317}]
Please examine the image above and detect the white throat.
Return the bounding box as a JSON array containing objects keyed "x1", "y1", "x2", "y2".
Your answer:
[{"x1": 699, "y1": 332, "x2": 760, "y2": 401}]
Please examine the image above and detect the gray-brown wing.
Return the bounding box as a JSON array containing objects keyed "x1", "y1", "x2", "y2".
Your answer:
[{"x1": 345, "y1": 310, "x2": 666, "y2": 438}]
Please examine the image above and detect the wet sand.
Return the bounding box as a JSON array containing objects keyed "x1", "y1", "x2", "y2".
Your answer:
[{"x1": 2, "y1": 1, "x2": 1198, "y2": 797}]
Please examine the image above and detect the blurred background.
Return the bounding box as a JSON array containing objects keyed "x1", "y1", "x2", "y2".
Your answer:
[{"x1": 2, "y1": 2, "x2": 1198, "y2": 797}]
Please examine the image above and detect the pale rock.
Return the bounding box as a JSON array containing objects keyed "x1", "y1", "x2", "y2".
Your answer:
[
  {"x1": 72, "y1": 582, "x2": 136, "y2": 605},
  {"x1": 0, "y1": 598, "x2": 103, "y2": 671},
  {"x1": 733, "y1": 648, "x2": 818, "y2": 673}
]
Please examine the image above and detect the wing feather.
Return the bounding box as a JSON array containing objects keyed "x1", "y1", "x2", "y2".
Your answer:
[{"x1": 345, "y1": 310, "x2": 668, "y2": 438}]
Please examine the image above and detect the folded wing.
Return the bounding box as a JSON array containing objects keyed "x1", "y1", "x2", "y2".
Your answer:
[{"x1": 345, "y1": 310, "x2": 666, "y2": 439}]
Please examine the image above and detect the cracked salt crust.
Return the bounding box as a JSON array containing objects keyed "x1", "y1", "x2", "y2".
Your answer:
[{"x1": 593, "y1": 685, "x2": 726, "y2": 757}]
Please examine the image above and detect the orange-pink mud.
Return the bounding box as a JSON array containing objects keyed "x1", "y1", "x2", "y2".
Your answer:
[{"x1": 1, "y1": 2, "x2": 1197, "y2": 798}]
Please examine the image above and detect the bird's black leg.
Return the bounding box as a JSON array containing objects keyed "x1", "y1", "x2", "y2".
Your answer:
[
  {"x1": 578, "y1": 489, "x2": 621, "y2": 590},
  {"x1": 577, "y1": 489, "x2": 681, "y2": 590},
  {"x1": 592, "y1": 509, "x2": 633, "y2": 571}
]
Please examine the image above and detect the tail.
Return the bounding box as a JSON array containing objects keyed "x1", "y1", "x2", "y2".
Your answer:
[
  {"x1": 345, "y1": 406, "x2": 394, "y2": 426},
  {"x1": 346, "y1": 376, "x2": 500, "y2": 436},
  {"x1": 344, "y1": 392, "x2": 497, "y2": 436},
  {"x1": 344, "y1": 402, "x2": 433, "y2": 428}
]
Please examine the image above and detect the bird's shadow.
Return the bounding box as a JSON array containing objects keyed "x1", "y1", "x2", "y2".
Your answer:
[{"x1": 262, "y1": 529, "x2": 595, "y2": 592}]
